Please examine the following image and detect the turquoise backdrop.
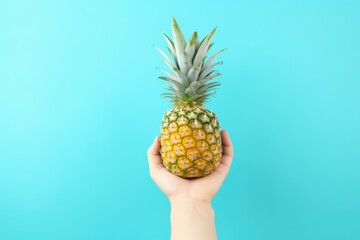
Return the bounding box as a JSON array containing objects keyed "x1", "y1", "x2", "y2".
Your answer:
[{"x1": 1, "y1": 0, "x2": 359, "y2": 239}]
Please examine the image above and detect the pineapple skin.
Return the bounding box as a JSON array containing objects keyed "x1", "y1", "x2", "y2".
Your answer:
[{"x1": 160, "y1": 105, "x2": 222, "y2": 178}]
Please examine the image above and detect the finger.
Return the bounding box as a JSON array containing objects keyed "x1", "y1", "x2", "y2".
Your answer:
[
  {"x1": 147, "y1": 136, "x2": 163, "y2": 170},
  {"x1": 221, "y1": 130, "x2": 233, "y2": 156},
  {"x1": 214, "y1": 154, "x2": 233, "y2": 179},
  {"x1": 219, "y1": 154, "x2": 233, "y2": 172},
  {"x1": 220, "y1": 130, "x2": 234, "y2": 168},
  {"x1": 147, "y1": 136, "x2": 161, "y2": 156}
]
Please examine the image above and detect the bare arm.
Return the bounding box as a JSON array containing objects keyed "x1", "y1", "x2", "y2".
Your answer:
[
  {"x1": 170, "y1": 198, "x2": 216, "y2": 240},
  {"x1": 147, "y1": 131, "x2": 234, "y2": 240}
]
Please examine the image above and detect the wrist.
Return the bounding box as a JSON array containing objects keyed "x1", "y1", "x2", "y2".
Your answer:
[
  {"x1": 169, "y1": 197, "x2": 211, "y2": 207},
  {"x1": 170, "y1": 197, "x2": 213, "y2": 212}
]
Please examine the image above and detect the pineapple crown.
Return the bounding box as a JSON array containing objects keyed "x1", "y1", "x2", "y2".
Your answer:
[{"x1": 156, "y1": 17, "x2": 225, "y2": 107}]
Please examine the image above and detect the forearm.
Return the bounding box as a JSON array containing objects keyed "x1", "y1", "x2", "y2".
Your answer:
[{"x1": 170, "y1": 198, "x2": 217, "y2": 240}]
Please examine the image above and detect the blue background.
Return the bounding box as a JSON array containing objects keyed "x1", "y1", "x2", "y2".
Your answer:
[{"x1": 1, "y1": 0, "x2": 359, "y2": 239}]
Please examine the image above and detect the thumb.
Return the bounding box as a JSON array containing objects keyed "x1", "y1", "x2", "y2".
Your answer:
[{"x1": 147, "y1": 136, "x2": 163, "y2": 171}]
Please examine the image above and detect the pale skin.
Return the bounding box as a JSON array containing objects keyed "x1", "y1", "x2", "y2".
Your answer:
[{"x1": 147, "y1": 130, "x2": 234, "y2": 240}]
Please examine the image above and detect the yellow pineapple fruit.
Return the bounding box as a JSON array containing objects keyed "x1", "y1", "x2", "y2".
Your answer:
[{"x1": 156, "y1": 18, "x2": 225, "y2": 178}]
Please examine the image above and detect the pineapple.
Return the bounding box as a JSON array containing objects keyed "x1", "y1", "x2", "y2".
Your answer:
[{"x1": 156, "y1": 18, "x2": 225, "y2": 178}]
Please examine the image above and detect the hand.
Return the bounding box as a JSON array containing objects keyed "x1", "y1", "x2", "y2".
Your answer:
[{"x1": 147, "y1": 130, "x2": 234, "y2": 203}]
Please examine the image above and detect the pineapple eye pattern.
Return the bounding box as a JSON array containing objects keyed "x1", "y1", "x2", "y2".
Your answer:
[{"x1": 160, "y1": 106, "x2": 222, "y2": 178}]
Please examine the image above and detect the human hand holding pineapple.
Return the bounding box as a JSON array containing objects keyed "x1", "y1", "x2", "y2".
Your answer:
[
  {"x1": 147, "y1": 130, "x2": 233, "y2": 240},
  {"x1": 148, "y1": 130, "x2": 233, "y2": 203}
]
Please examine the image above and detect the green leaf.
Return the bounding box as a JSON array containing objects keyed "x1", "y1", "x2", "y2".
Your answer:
[
  {"x1": 197, "y1": 82, "x2": 221, "y2": 94},
  {"x1": 201, "y1": 73, "x2": 221, "y2": 82},
  {"x1": 162, "y1": 32, "x2": 176, "y2": 58},
  {"x1": 157, "y1": 68, "x2": 182, "y2": 83},
  {"x1": 208, "y1": 42, "x2": 214, "y2": 51},
  {"x1": 155, "y1": 46, "x2": 178, "y2": 72},
  {"x1": 185, "y1": 86, "x2": 197, "y2": 96},
  {"x1": 185, "y1": 31, "x2": 198, "y2": 62},
  {"x1": 188, "y1": 79, "x2": 199, "y2": 88},
  {"x1": 172, "y1": 17, "x2": 186, "y2": 63},
  {"x1": 172, "y1": 66, "x2": 190, "y2": 86},
  {"x1": 202, "y1": 92, "x2": 217, "y2": 98},
  {"x1": 186, "y1": 60, "x2": 202, "y2": 82},
  {"x1": 202, "y1": 49, "x2": 225, "y2": 70},
  {"x1": 197, "y1": 73, "x2": 221, "y2": 87},
  {"x1": 158, "y1": 77, "x2": 186, "y2": 91},
  {"x1": 199, "y1": 62, "x2": 222, "y2": 80},
  {"x1": 193, "y1": 27, "x2": 217, "y2": 69},
  {"x1": 178, "y1": 51, "x2": 191, "y2": 74},
  {"x1": 174, "y1": 90, "x2": 186, "y2": 99},
  {"x1": 155, "y1": 46, "x2": 173, "y2": 63},
  {"x1": 188, "y1": 94, "x2": 203, "y2": 101}
]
